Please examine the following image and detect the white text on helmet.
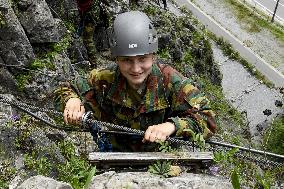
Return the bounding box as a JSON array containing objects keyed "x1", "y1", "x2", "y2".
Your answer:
[{"x1": 129, "y1": 44, "x2": 138, "y2": 48}]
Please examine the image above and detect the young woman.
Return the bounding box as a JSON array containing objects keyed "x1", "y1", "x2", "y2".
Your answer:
[{"x1": 54, "y1": 11, "x2": 216, "y2": 151}]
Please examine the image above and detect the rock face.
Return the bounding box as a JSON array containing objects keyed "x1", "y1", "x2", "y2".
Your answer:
[
  {"x1": 89, "y1": 171, "x2": 233, "y2": 189},
  {"x1": 0, "y1": 0, "x2": 35, "y2": 67},
  {"x1": 0, "y1": 94, "x2": 13, "y2": 125},
  {"x1": 17, "y1": 0, "x2": 63, "y2": 43},
  {"x1": 17, "y1": 175, "x2": 73, "y2": 189},
  {"x1": 0, "y1": 68, "x2": 18, "y2": 94}
]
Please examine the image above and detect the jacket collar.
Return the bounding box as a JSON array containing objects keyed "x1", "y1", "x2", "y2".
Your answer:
[{"x1": 106, "y1": 63, "x2": 169, "y2": 113}]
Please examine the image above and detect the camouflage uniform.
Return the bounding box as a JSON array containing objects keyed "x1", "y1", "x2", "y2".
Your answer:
[
  {"x1": 77, "y1": 0, "x2": 109, "y2": 67},
  {"x1": 54, "y1": 63, "x2": 216, "y2": 151}
]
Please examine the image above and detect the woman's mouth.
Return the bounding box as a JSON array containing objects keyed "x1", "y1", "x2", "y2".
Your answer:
[{"x1": 130, "y1": 73, "x2": 143, "y2": 77}]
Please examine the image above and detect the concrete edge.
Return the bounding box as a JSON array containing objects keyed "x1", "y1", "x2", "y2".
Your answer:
[
  {"x1": 241, "y1": 0, "x2": 284, "y2": 26},
  {"x1": 174, "y1": 0, "x2": 284, "y2": 88}
]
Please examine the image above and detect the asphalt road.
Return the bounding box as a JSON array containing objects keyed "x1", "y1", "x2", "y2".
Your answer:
[
  {"x1": 253, "y1": 0, "x2": 284, "y2": 21},
  {"x1": 174, "y1": 0, "x2": 284, "y2": 87}
]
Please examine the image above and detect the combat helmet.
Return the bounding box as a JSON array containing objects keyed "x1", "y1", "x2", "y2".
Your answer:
[{"x1": 109, "y1": 11, "x2": 158, "y2": 57}]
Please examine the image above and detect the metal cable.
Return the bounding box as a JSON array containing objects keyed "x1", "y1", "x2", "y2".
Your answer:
[
  {"x1": 85, "y1": 118, "x2": 198, "y2": 147},
  {"x1": 1, "y1": 95, "x2": 284, "y2": 164},
  {"x1": 0, "y1": 94, "x2": 62, "y2": 115}
]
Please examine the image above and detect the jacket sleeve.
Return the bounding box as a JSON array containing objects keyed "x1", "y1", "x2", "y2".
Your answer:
[
  {"x1": 53, "y1": 69, "x2": 99, "y2": 112},
  {"x1": 166, "y1": 70, "x2": 217, "y2": 139}
]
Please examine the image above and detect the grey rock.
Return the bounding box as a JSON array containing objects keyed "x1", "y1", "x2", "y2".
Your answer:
[
  {"x1": 0, "y1": 102, "x2": 65, "y2": 173},
  {"x1": 17, "y1": 0, "x2": 63, "y2": 43},
  {"x1": 0, "y1": 94, "x2": 13, "y2": 125},
  {"x1": 9, "y1": 175, "x2": 25, "y2": 189},
  {"x1": 45, "y1": 0, "x2": 77, "y2": 20},
  {"x1": 0, "y1": 68, "x2": 18, "y2": 95},
  {"x1": 0, "y1": 0, "x2": 35, "y2": 67},
  {"x1": 67, "y1": 38, "x2": 88, "y2": 64},
  {"x1": 17, "y1": 0, "x2": 33, "y2": 10},
  {"x1": 23, "y1": 52, "x2": 73, "y2": 100},
  {"x1": 158, "y1": 34, "x2": 172, "y2": 50},
  {"x1": 0, "y1": 56, "x2": 4, "y2": 64},
  {"x1": 17, "y1": 175, "x2": 73, "y2": 189},
  {"x1": 88, "y1": 171, "x2": 233, "y2": 189},
  {"x1": 94, "y1": 26, "x2": 110, "y2": 51}
]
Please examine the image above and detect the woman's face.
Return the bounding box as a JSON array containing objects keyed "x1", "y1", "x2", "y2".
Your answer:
[{"x1": 116, "y1": 53, "x2": 154, "y2": 89}]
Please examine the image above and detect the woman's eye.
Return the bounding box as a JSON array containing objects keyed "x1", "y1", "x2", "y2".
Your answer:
[
  {"x1": 139, "y1": 57, "x2": 147, "y2": 62},
  {"x1": 119, "y1": 57, "x2": 131, "y2": 62},
  {"x1": 125, "y1": 59, "x2": 132, "y2": 63}
]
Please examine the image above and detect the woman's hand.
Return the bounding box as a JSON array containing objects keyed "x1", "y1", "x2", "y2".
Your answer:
[
  {"x1": 142, "y1": 122, "x2": 176, "y2": 143},
  {"x1": 64, "y1": 98, "x2": 85, "y2": 125}
]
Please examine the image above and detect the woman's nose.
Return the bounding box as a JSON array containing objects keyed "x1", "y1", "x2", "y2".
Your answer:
[{"x1": 130, "y1": 59, "x2": 141, "y2": 72}]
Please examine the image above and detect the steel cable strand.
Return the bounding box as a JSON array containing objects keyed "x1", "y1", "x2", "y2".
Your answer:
[
  {"x1": 207, "y1": 140, "x2": 284, "y2": 161},
  {"x1": 0, "y1": 95, "x2": 87, "y2": 132},
  {"x1": 0, "y1": 94, "x2": 62, "y2": 115},
  {"x1": 85, "y1": 118, "x2": 199, "y2": 148},
  {"x1": 1, "y1": 96, "x2": 284, "y2": 163}
]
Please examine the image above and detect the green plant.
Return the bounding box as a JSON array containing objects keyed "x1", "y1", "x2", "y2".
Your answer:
[
  {"x1": 24, "y1": 151, "x2": 52, "y2": 176},
  {"x1": 200, "y1": 78, "x2": 245, "y2": 127},
  {"x1": 183, "y1": 129, "x2": 205, "y2": 150},
  {"x1": 29, "y1": 58, "x2": 55, "y2": 71},
  {"x1": 157, "y1": 140, "x2": 176, "y2": 153},
  {"x1": 183, "y1": 51, "x2": 195, "y2": 68},
  {"x1": 148, "y1": 161, "x2": 171, "y2": 177},
  {"x1": 208, "y1": 33, "x2": 274, "y2": 88},
  {"x1": 57, "y1": 141, "x2": 95, "y2": 189},
  {"x1": 0, "y1": 160, "x2": 16, "y2": 189},
  {"x1": 264, "y1": 115, "x2": 284, "y2": 155},
  {"x1": 15, "y1": 73, "x2": 32, "y2": 92},
  {"x1": 0, "y1": 11, "x2": 6, "y2": 28},
  {"x1": 214, "y1": 148, "x2": 239, "y2": 163},
  {"x1": 143, "y1": 5, "x2": 159, "y2": 16},
  {"x1": 13, "y1": 115, "x2": 35, "y2": 150},
  {"x1": 157, "y1": 48, "x2": 171, "y2": 60},
  {"x1": 84, "y1": 167, "x2": 97, "y2": 189},
  {"x1": 231, "y1": 168, "x2": 241, "y2": 189},
  {"x1": 0, "y1": 180, "x2": 8, "y2": 189},
  {"x1": 223, "y1": 0, "x2": 284, "y2": 42},
  {"x1": 52, "y1": 34, "x2": 71, "y2": 53},
  {"x1": 255, "y1": 172, "x2": 273, "y2": 189},
  {"x1": 64, "y1": 21, "x2": 76, "y2": 34}
]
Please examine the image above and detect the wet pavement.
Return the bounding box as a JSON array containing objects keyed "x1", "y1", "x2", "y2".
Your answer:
[{"x1": 212, "y1": 42, "x2": 283, "y2": 145}]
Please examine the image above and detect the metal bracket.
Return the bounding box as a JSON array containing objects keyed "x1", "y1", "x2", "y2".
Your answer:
[{"x1": 81, "y1": 111, "x2": 93, "y2": 128}]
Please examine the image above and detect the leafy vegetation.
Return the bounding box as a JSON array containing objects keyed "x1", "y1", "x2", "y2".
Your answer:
[
  {"x1": 0, "y1": 11, "x2": 6, "y2": 28},
  {"x1": 208, "y1": 33, "x2": 274, "y2": 88},
  {"x1": 2, "y1": 114, "x2": 96, "y2": 189},
  {"x1": 24, "y1": 152, "x2": 52, "y2": 176},
  {"x1": 0, "y1": 160, "x2": 16, "y2": 189},
  {"x1": 15, "y1": 73, "x2": 33, "y2": 92},
  {"x1": 30, "y1": 34, "x2": 72, "y2": 71},
  {"x1": 213, "y1": 144, "x2": 284, "y2": 188},
  {"x1": 57, "y1": 141, "x2": 96, "y2": 189},
  {"x1": 148, "y1": 161, "x2": 172, "y2": 177},
  {"x1": 231, "y1": 168, "x2": 241, "y2": 189},
  {"x1": 264, "y1": 115, "x2": 284, "y2": 155},
  {"x1": 157, "y1": 140, "x2": 176, "y2": 153},
  {"x1": 223, "y1": 0, "x2": 284, "y2": 42},
  {"x1": 183, "y1": 129, "x2": 205, "y2": 150}
]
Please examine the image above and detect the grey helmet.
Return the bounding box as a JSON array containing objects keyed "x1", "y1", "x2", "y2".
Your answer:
[{"x1": 109, "y1": 11, "x2": 158, "y2": 57}]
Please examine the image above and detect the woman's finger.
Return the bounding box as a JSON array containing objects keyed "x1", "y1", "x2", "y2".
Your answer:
[{"x1": 64, "y1": 108, "x2": 69, "y2": 124}]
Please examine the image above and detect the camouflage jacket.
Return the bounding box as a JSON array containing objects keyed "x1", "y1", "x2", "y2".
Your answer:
[
  {"x1": 77, "y1": 0, "x2": 109, "y2": 25},
  {"x1": 54, "y1": 63, "x2": 216, "y2": 151}
]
